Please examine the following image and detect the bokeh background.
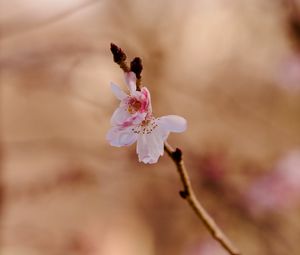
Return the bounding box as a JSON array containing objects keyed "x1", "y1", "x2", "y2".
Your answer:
[{"x1": 1, "y1": 0, "x2": 300, "y2": 254}]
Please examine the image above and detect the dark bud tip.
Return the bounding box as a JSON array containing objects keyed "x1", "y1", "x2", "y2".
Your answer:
[
  {"x1": 172, "y1": 148, "x2": 182, "y2": 161},
  {"x1": 130, "y1": 57, "x2": 143, "y2": 79},
  {"x1": 110, "y1": 43, "x2": 126, "y2": 63},
  {"x1": 179, "y1": 190, "x2": 188, "y2": 199}
]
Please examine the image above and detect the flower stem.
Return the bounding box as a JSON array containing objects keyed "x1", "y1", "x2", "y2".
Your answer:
[{"x1": 164, "y1": 142, "x2": 241, "y2": 255}]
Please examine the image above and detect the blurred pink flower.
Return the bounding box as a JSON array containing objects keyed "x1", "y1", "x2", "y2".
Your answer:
[
  {"x1": 199, "y1": 151, "x2": 227, "y2": 183},
  {"x1": 245, "y1": 149, "x2": 300, "y2": 215},
  {"x1": 106, "y1": 72, "x2": 187, "y2": 164},
  {"x1": 187, "y1": 240, "x2": 227, "y2": 255},
  {"x1": 277, "y1": 54, "x2": 300, "y2": 91}
]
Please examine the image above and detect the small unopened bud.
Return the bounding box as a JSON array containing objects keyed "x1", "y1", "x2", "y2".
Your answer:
[
  {"x1": 110, "y1": 43, "x2": 126, "y2": 64},
  {"x1": 130, "y1": 57, "x2": 143, "y2": 79}
]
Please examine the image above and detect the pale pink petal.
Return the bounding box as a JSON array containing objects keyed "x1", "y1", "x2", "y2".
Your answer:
[
  {"x1": 157, "y1": 115, "x2": 187, "y2": 133},
  {"x1": 110, "y1": 105, "x2": 130, "y2": 125},
  {"x1": 120, "y1": 112, "x2": 147, "y2": 127},
  {"x1": 110, "y1": 82, "x2": 127, "y2": 100},
  {"x1": 156, "y1": 124, "x2": 170, "y2": 141},
  {"x1": 141, "y1": 87, "x2": 152, "y2": 112},
  {"x1": 131, "y1": 112, "x2": 147, "y2": 125},
  {"x1": 111, "y1": 103, "x2": 148, "y2": 126},
  {"x1": 130, "y1": 87, "x2": 152, "y2": 113},
  {"x1": 136, "y1": 128, "x2": 164, "y2": 164},
  {"x1": 124, "y1": 72, "x2": 137, "y2": 94},
  {"x1": 106, "y1": 126, "x2": 138, "y2": 147}
]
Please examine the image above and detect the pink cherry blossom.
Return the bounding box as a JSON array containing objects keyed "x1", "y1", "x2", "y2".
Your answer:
[
  {"x1": 106, "y1": 72, "x2": 187, "y2": 164},
  {"x1": 244, "y1": 149, "x2": 300, "y2": 215},
  {"x1": 107, "y1": 114, "x2": 186, "y2": 164},
  {"x1": 110, "y1": 72, "x2": 151, "y2": 127}
]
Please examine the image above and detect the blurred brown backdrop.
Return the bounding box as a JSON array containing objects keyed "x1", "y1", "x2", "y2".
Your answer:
[{"x1": 1, "y1": 0, "x2": 300, "y2": 254}]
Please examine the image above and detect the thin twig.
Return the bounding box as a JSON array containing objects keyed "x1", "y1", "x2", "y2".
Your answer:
[
  {"x1": 164, "y1": 142, "x2": 241, "y2": 255},
  {"x1": 109, "y1": 43, "x2": 241, "y2": 254}
]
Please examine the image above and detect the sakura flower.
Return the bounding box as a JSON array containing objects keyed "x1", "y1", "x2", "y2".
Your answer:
[
  {"x1": 110, "y1": 72, "x2": 151, "y2": 126},
  {"x1": 107, "y1": 71, "x2": 186, "y2": 163},
  {"x1": 107, "y1": 114, "x2": 187, "y2": 164}
]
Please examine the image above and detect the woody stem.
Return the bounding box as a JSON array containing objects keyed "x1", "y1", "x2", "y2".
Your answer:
[{"x1": 164, "y1": 142, "x2": 241, "y2": 255}]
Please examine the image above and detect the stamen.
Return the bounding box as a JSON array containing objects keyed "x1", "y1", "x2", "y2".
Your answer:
[
  {"x1": 131, "y1": 117, "x2": 158, "y2": 135},
  {"x1": 127, "y1": 97, "x2": 142, "y2": 113}
]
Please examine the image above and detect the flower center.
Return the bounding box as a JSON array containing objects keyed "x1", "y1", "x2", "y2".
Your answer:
[
  {"x1": 132, "y1": 117, "x2": 158, "y2": 135},
  {"x1": 127, "y1": 98, "x2": 142, "y2": 113}
]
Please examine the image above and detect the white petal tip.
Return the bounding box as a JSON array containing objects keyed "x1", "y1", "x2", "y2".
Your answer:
[
  {"x1": 158, "y1": 115, "x2": 187, "y2": 133},
  {"x1": 124, "y1": 72, "x2": 137, "y2": 93},
  {"x1": 110, "y1": 82, "x2": 127, "y2": 100}
]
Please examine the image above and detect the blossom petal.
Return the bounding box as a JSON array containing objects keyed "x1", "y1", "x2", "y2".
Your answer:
[
  {"x1": 106, "y1": 126, "x2": 138, "y2": 147},
  {"x1": 157, "y1": 115, "x2": 187, "y2": 133},
  {"x1": 136, "y1": 128, "x2": 164, "y2": 164},
  {"x1": 110, "y1": 82, "x2": 127, "y2": 100},
  {"x1": 124, "y1": 72, "x2": 137, "y2": 94},
  {"x1": 110, "y1": 105, "x2": 130, "y2": 125},
  {"x1": 141, "y1": 87, "x2": 152, "y2": 112},
  {"x1": 130, "y1": 112, "x2": 147, "y2": 125},
  {"x1": 119, "y1": 112, "x2": 147, "y2": 128}
]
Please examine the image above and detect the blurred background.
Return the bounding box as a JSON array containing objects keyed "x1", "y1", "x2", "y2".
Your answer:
[{"x1": 1, "y1": 0, "x2": 300, "y2": 254}]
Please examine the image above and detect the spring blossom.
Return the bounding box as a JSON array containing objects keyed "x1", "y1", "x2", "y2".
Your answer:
[{"x1": 106, "y1": 72, "x2": 187, "y2": 164}]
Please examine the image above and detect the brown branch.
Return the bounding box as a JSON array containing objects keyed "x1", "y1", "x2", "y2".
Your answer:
[
  {"x1": 109, "y1": 43, "x2": 240, "y2": 254},
  {"x1": 164, "y1": 142, "x2": 241, "y2": 255}
]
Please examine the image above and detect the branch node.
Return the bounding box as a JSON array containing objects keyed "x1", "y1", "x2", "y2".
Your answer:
[
  {"x1": 165, "y1": 142, "x2": 241, "y2": 255},
  {"x1": 172, "y1": 148, "x2": 182, "y2": 161},
  {"x1": 179, "y1": 190, "x2": 188, "y2": 199}
]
